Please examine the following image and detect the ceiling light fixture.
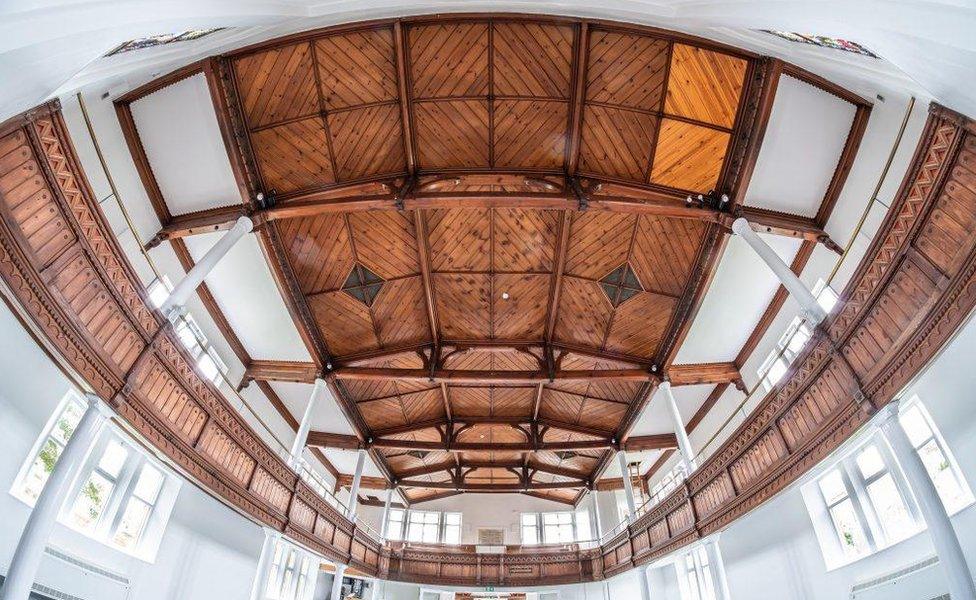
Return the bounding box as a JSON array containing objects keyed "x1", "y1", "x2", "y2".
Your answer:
[{"x1": 501, "y1": 292, "x2": 510, "y2": 300}]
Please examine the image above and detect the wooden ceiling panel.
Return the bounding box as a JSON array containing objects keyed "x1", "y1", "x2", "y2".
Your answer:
[
  {"x1": 564, "y1": 211, "x2": 635, "y2": 280},
  {"x1": 409, "y1": 23, "x2": 489, "y2": 98},
  {"x1": 426, "y1": 208, "x2": 491, "y2": 272},
  {"x1": 491, "y1": 387, "x2": 536, "y2": 417},
  {"x1": 649, "y1": 119, "x2": 730, "y2": 192},
  {"x1": 603, "y1": 292, "x2": 676, "y2": 357},
  {"x1": 251, "y1": 118, "x2": 335, "y2": 193},
  {"x1": 278, "y1": 214, "x2": 355, "y2": 294},
  {"x1": 327, "y1": 103, "x2": 405, "y2": 180},
  {"x1": 433, "y1": 273, "x2": 491, "y2": 339},
  {"x1": 370, "y1": 276, "x2": 431, "y2": 348},
  {"x1": 630, "y1": 216, "x2": 706, "y2": 298},
  {"x1": 234, "y1": 42, "x2": 319, "y2": 128},
  {"x1": 449, "y1": 386, "x2": 490, "y2": 417},
  {"x1": 492, "y1": 273, "x2": 549, "y2": 339},
  {"x1": 314, "y1": 29, "x2": 398, "y2": 110},
  {"x1": 414, "y1": 100, "x2": 490, "y2": 169},
  {"x1": 664, "y1": 44, "x2": 746, "y2": 129},
  {"x1": 578, "y1": 105, "x2": 657, "y2": 181},
  {"x1": 582, "y1": 380, "x2": 642, "y2": 405},
  {"x1": 491, "y1": 348, "x2": 544, "y2": 371},
  {"x1": 492, "y1": 22, "x2": 573, "y2": 98},
  {"x1": 457, "y1": 424, "x2": 526, "y2": 444},
  {"x1": 360, "y1": 396, "x2": 407, "y2": 429},
  {"x1": 308, "y1": 291, "x2": 379, "y2": 355},
  {"x1": 539, "y1": 389, "x2": 585, "y2": 424},
  {"x1": 347, "y1": 211, "x2": 421, "y2": 279},
  {"x1": 492, "y1": 208, "x2": 558, "y2": 272},
  {"x1": 553, "y1": 276, "x2": 613, "y2": 349},
  {"x1": 400, "y1": 388, "x2": 447, "y2": 423},
  {"x1": 493, "y1": 100, "x2": 568, "y2": 169},
  {"x1": 578, "y1": 398, "x2": 627, "y2": 432},
  {"x1": 586, "y1": 31, "x2": 669, "y2": 112},
  {"x1": 343, "y1": 379, "x2": 402, "y2": 402}
]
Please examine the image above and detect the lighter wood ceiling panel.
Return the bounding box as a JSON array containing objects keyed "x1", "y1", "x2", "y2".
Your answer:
[
  {"x1": 649, "y1": 119, "x2": 729, "y2": 192},
  {"x1": 665, "y1": 44, "x2": 746, "y2": 129}
]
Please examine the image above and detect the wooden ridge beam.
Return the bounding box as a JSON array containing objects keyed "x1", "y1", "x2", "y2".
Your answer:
[
  {"x1": 245, "y1": 360, "x2": 319, "y2": 384},
  {"x1": 622, "y1": 433, "x2": 679, "y2": 452},
  {"x1": 336, "y1": 474, "x2": 391, "y2": 490},
  {"x1": 369, "y1": 438, "x2": 613, "y2": 453},
  {"x1": 667, "y1": 362, "x2": 743, "y2": 387},
  {"x1": 332, "y1": 367, "x2": 653, "y2": 385}
]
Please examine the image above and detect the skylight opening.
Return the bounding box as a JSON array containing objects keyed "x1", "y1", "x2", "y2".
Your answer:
[
  {"x1": 105, "y1": 28, "x2": 225, "y2": 57},
  {"x1": 762, "y1": 31, "x2": 878, "y2": 58}
]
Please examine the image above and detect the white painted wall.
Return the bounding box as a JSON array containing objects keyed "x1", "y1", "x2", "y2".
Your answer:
[{"x1": 0, "y1": 300, "x2": 265, "y2": 600}]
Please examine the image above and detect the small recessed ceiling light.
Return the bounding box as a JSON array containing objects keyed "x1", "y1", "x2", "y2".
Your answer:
[{"x1": 501, "y1": 292, "x2": 510, "y2": 300}]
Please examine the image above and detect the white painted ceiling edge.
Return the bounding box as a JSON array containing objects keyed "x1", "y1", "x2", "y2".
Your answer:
[{"x1": 2, "y1": 0, "x2": 975, "y2": 122}]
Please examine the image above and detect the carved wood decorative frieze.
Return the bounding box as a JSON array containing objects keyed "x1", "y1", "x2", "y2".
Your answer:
[{"x1": 0, "y1": 83, "x2": 972, "y2": 589}]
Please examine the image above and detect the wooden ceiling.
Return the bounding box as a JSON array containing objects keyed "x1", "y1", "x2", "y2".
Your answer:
[{"x1": 125, "y1": 14, "x2": 774, "y2": 505}]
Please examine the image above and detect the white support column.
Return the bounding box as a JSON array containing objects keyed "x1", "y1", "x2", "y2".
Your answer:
[
  {"x1": 330, "y1": 564, "x2": 347, "y2": 600},
  {"x1": 346, "y1": 449, "x2": 367, "y2": 518},
  {"x1": 379, "y1": 486, "x2": 394, "y2": 540},
  {"x1": 661, "y1": 382, "x2": 697, "y2": 471},
  {"x1": 249, "y1": 528, "x2": 281, "y2": 600},
  {"x1": 636, "y1": 565, "x2": 652, "y2": 600},
  {"x1": 159, "y1": 215, "x2": 253, "y2": 318},
  {"x1": 1, "y1": 394, "x2": 109, "y2": 600},
  {"x1": 592, "y1": 490, "x2": 605, "y2": 538},
  {"x1": 731, "y1": 217, "x2": 827, "y2": 326},
  {"x1": 289, "y1": 378, "x2": 327, "y2": 469},
  {"x1": 617, "y1": 451, "x2": 637, "y2": 519},
  {"x1": 703, "y1": 538, "x2": 732, "y2": 600},
  {"x1": 879, "y1": 403, "x2": 976, "y2": 600}
]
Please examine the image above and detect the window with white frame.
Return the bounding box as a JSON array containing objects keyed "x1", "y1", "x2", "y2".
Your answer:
[
  {"x1": 759, "y1": 280, "x2": 838, "y2": 391},
  {"x1": 11, "y1": 391, "x2": 181, "y2": 560},
  {"x1": 521, "y1": 511, "x2": 591, "y2": 545},
  {"x1": 384, "y1": 509, "x2": 461, "y2": 544},
  {"x1": 675, "y1": 547, "x2": 715, "y2": 600},
  {"x1": 265, "y1": 539, "x2": 318, "y2": 600},
  {"x1": 443, "y1": 512, "x2": 462, "y2": 544},
  {"x1": 804, "y1": 398, "x2": 972, "y2": 568},
  {"x1": 147, "y1": 277, "x2": 228, "y2": 387}
]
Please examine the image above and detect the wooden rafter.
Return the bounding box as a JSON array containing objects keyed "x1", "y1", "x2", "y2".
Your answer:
[
  {"x1": 398, "y1": 480, "x2": 586, "y2": 491},
  {"x1": 333, "y1": 366, "x2": 655, "y2": 385},
  {"x1": 622, "y1": 434, "x2": 681, "y2": 452},
  {"x1": 245, "y1": 360, "x2": 320, "y2": 383}
]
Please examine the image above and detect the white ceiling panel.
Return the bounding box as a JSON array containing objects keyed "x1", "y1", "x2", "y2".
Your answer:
[
  {"x1": 323, "y1": 448, "x2": 384, "y2": 478},
  {"x1": 629, "y1": 384, "x2": 712, "y2": 437},
  {"x1": 269, "y1": 381, "x2": 354, "y2": 435},
  {"x1": 675, "y1": 234, "x2": 801, "y2": 364},
  {"x1": 744, "y1": 75, "x2": 857, "y2": 216},
  {"x1": 130, "y1": 72, "x2": 241, "y2": 215},
  {"x1": 185, "y1": 232, "x2": 311, "y2": 361}
]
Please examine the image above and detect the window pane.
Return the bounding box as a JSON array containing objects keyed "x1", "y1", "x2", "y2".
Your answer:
[
  {"x1": 51, "y1": 401, "x2": 84, "y2": 445},
  {"x1": 68, "y1": 471, "x2": 115, "y2": 530},
  {"x1": 113, "y1": 498, "x2": 152, "y2": 548},
  {"x1": 542, "y1": 513, "x2": 559, "y2": 525},
  {"x1": 444, "y1": 525, "x2": 461, "y2": 544},
  {"x1": 422, "y1": 522, "x2": 438, "y2": 543},
  {"x1": 787, "y1": 324, "x2": 811, "y2": 355},
  {"x1": 575, "y1": 511, "x2": 591, "y2": 541},
  {"x1": 865, "y1": 474, "x2": 914, "y2": 542},
  {"x1": 828, "y1": 499, "x2": 867, "y2": 558},
  {"x1": 98, "y1": 440, "x2": 129, "y2": 478},
  {"x1": 521, "y1": 513, "x2": 537, "y2": 526},
  {"x1": 445, "y1": 512, "x2": 461, "y2": 525},
  {"x1": 197, "y1": 352, "x2": 220, "y2": 383},
  {"x1": 766, "y1": 358, "x2": 787, "y2": 387},
  {"x1": 522, "y1": 525, "x2": 538, "y2": 545},
  {"x1": 407, "y1": 522, "x2": 423, "y2": 542},
  {"x1": 900, "y1": 405, "x2": 933, "y2": 447},
  {"x1": 856, "y1": 446, "x2": 885, "y2": 479},
  {"x1": 134, "y1": 464, "x2": 164, "y2": 503},
  {"x1": 818, "y1": 469, "x2": 848, "y2": 505},
  {"x1": 919, "y1": 439, "x2": 967, "y2": 511}
]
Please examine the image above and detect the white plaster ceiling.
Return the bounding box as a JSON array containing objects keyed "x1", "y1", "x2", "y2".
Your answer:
[
  {"x1": 183, "y1": 232, "x2": 311, "y2": 361},
  {"x1": 323, "y1": 448, "x2": 385, "y2": 479},
  {"x1": 744, "y1": 75, "x2": 857, "y2": 217},
  {"x1": 129, "y1": 73, "x2": 242, "y2": 215},
  {"x1": 675, "y1": 233, "x2": 801, "y2": 364},
  {"x1": 630, "y1": 384, "x2": 712, "y2": 438},
  {"x1": 268, "y1": 381, "x2": 356, "y2": 435}
]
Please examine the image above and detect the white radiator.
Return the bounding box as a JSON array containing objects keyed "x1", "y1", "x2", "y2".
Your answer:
[
  {"x1": 30, "y1": 545, "x2": 131, "y2": 600},
  {"x1": 850, "y1": 556, "x2": 947, "y2": 600}
]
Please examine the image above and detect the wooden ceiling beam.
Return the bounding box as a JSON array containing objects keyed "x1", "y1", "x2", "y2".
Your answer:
[
  {"x1": 666, "y1": 361, "x2": 743, "y2": 387},
  {"x1": 336, "y1": 474, "x2": 392, "y2": 490},
  {"x1": 397, "y1": 480, "x2": 587, "y2": 491},
  {"x1": 369, "y1": 438, "x2": 613, "y2": 453},
  {"x1": 622, "y1": 433, "x2": 679, "y2": 452},
  {"x1": 306, "y1": 431, "x2": 364, "y2": 450},
  {"x1": 332, "y1": 367, "x2": 654, "y2": 385},
  {"x1": 735, "y1": 206, "x2": 842, "y2": 254},
  {"x1": 245, "y1": 360, "x2": 319, "y2": 384}
]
